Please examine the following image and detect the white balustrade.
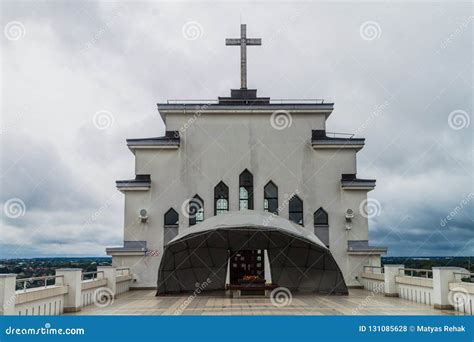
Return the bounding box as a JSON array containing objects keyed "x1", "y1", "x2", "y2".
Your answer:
[{"x1": 0, "y1": 267, "x2": 134, "y2": 316}]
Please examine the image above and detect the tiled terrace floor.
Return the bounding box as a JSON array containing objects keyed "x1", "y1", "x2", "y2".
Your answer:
[{"x1": 68, "y1": 289, "x2": 462, "y2": 316}]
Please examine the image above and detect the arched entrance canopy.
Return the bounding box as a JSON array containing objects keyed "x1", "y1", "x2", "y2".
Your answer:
[{"x1": 157, "y1": 211, "x2": 348, "y2": 295}]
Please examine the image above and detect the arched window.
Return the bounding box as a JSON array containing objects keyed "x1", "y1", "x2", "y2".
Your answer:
[
  {"x1": 164, "y1": 208, "x2": 179, "y2": 245},
  {"x1": 289, "y1": 195, "x2": 303, "y2": 225},
  {"x1": 189, "y1": 195, "x2": 204, "y2": 226},
  {"x1": 314, "y1": 207, "x2": 328, "y2": 226},
  {"x1": 314, "y1": 207, "x2": 329, "y2": 247},
  {"x1": 214, "y1": 181, "x2": 229, "y2": 215},
  {"x1": 264, "y1": 181, "x2": 278, "y2": 214},
  {"x1": 164, "y1": 208, "x2": 179, "y2": 226},
  {"x1": 239, "y1": 169, "x2": 253, "y2": 210}
]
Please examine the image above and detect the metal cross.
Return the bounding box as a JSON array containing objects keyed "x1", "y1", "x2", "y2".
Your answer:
[{"x1": 226, "y1": 24, "x2": 262, "y2": 89}]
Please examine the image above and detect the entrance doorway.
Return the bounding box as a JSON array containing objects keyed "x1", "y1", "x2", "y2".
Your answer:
[{"x1": 229, "y1": 249, "x2": 265, "y2": 284}]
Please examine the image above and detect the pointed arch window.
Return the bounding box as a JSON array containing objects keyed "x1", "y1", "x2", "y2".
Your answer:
[
  {"x1": 189, "y1": 195, "x2": 204, "y2": 226},
  {"x1": 289, "y1": 195, "x2": 303, "y2": 225},
  {"x1": 164, "y1": 208, "x2": 179, "y2": 245},
  {"x1": 164, "y1": 208, "x2": 179, "y2": 226},
  {"x1": 264, "y1": 181, "x2": 278, "y2": 214},
  {"x1": 214, "y1": 181, "x2": 229, "y2": 215},
  {"x1": 314, "y1": 207, "x2": 328, "y2": 226},
  {"x1": 239, "y1": 169, "x2": 253, "y2": 210},
  {"x1": 314, "y1": 207, "x2": 329, "y2": 247}
]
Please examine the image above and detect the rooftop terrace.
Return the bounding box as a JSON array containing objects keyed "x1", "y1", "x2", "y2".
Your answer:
[
  {"x1": 2, "y1": 266, "x2": 472, "y2": 316},
  {"x1": 69, "y1": 289, "x2": 460, "y2": 316}
]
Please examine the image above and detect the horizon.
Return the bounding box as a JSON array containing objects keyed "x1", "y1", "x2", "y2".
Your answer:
[{"x1": 1, "y1": 255, "x2": 473, "y2": 260}]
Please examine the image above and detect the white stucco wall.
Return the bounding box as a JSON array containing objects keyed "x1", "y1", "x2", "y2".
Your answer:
[{"x1": 113, "y1": 110, "x2": 378, "y2": 288}]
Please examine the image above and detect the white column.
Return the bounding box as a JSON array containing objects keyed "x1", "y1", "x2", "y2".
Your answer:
[
  {"x1": 56, "y1": 268, "x2": 82, "y2": 312},
  {"x1": 0, "y1": 274, "x2": 17, "y2": 315},
  {"x1": 432, "y1": 267, "x2": 463, "y2": 310},
  {"x1": 384, "y1": 264, "x2": 403, "y2": 297},
  {"x1": 225, "y1": 258, "x2": 230, "y2": 285},
  {"x1": 264, "y1": 250, "x2": 272, "y2": 284},
  {"x1": 97, "y1": 266, "x2": 117, "y2": 297}
]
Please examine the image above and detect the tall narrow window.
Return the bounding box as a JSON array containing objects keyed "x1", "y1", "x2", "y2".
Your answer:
[
  {"x1": 214, "y1": 181, "x2": 229, "y2": 215},
  {"x1": 239, "y1": 169, "x2": 253, "y2": 210},
  {"x1": 314, "y1": 207, "x2": 329, "y2": 247},
  {"x1": 264, "y1": 181, "x2": 278, "y2": 214},
  {"x1": 289, "y1": 195, "x2": 303, "y2": 225},
  {"x1": 314, "y1": 207, "x2": 328, "y2": 226},
  {"x1": 189, "y1": 195, "x2": 204, "y2": 226},
  {"x1": 164, "y1": 208, "x2": 179, "y2": 245}
]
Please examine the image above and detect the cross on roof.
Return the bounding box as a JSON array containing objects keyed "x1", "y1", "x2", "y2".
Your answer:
[{"x1": 226, "y1": 24, "x2": 262, "y2": 89}]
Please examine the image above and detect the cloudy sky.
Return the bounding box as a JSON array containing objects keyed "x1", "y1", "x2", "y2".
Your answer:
[{"x1": 1, "y1": 0, "x2": 472, "y2": 258}]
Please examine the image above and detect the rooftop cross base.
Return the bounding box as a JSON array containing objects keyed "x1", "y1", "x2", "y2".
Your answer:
[{"x1": 218, "y1": 88, "x2": 270, "y2": 105}]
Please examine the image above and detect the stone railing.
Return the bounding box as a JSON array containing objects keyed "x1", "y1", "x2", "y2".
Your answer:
[
  {"x1": 395, "y1": 268, "x2": 433, "y2": 306},
  {"x1": 360, "y1": 265, "x2": 472, "y2": 315},
  {"x1": 0, "y1": 266, "x2": 133, "y2": 316},
  {"x1": 359, "y1": 266, "x2": 384, "y2": 292},
  {"x1": 81, "y1": 271, "x2": 107, "y2": 307},
  {"x1": 116, "y1": 268, "x2": 133, "y2": 295},
  {"x1": 13, "y1": 275, "x2": 67, "y2": 316},
  {"x1": 448, "y1": 272, "x2": 473, "y2": 315}
]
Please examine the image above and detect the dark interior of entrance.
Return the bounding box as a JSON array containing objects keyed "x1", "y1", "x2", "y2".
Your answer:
[{"x1": 229, "y1": 249, "x2": 264, "y2": 284}]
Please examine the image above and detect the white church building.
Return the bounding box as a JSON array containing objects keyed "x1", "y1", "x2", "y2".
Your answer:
[{"x1": 106, "y1": 24, "x2": 387, "y2": 293}]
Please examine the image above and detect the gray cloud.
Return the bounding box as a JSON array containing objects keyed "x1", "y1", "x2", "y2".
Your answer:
[
  {"x1": 1, "y1": 1, "x2": 472, "y2": 257},
  {"x1": 1, "y1": 133, "x2": 99, "y2": 212}
]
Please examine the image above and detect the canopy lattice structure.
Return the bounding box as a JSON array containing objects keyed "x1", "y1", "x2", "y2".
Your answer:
[{"x1": 156, "y1": 211, "x2": 348, "y2": 295}]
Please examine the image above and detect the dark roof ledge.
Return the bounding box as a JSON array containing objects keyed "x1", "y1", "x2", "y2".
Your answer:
[
  {"x1": 341, "y1": 173, "x2": 376, "y2": 191},
  {"x1": 312, "y1": 129, "x2": 365, "y2": 151},
  {"x1": 347, "y1": 240, "x2": 387, "y2": 255},
  {"x1": 116, "y1": 174, "x2": 151, "y2": 192},
  {"x1": 127, "y1": 131, "x2": 180, "y2": 153},
  {"x1": 106, "y1": 241, "x2": 147, "y2": 256}
]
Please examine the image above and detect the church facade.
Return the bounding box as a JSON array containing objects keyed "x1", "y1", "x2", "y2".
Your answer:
[{"x1": 106, "y1": 25, "x2": 386, "y2": 291}]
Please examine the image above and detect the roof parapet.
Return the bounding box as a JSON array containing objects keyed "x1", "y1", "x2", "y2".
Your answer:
[
  {"x1": 106, "y1": 241, "x2": 147, "y2": 256},
  {"x1": 341, "y1": 174, "x2": 376, "y2": 191},
  {"x1": 127, "y1": 131, "x2": 180, "y2": 153},
  {"x1": 312, "y1": 129, "x2": 365, "y2": 150},
  {"x1": 116, "y1": 174, "x2": 151, "y2": 192},
  {"x1": 347, "y1": 240, "x2": 387, "y2": 254}
]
